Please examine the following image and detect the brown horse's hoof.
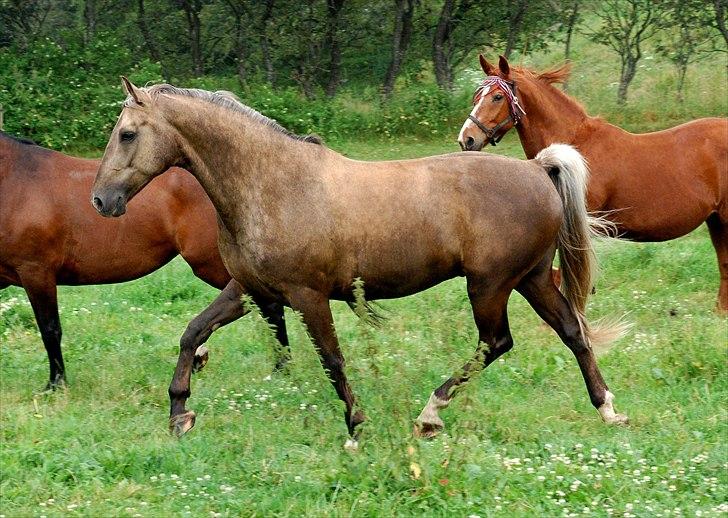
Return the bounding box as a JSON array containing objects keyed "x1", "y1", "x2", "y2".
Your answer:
[
  {"x1": 413, "y1": 420, "x2": 444, "y2": 439},
  {"x1": 192, "y1": 346, "x2": 209, "y2": 373},
  {"x1": 169, "y1": 411, "x2": 196, "y2": 437}
]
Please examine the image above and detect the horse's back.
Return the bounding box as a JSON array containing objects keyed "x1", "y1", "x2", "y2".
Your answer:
[{"x1": 0, "y1": 141, "x2": 219, "y2": 286}]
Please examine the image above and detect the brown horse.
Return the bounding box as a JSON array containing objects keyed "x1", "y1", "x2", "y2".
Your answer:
[
  {"x1": 458, "y1": 55, "x2": 728, "y2": 311},
  {"x1": 91, "y1": 79, "x2": 627, "y2": 448},
  {"x1": 0, "y1": 131, "x2": 290, "y2": 389}
]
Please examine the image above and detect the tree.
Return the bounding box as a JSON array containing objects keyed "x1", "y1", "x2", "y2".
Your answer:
[
  {"x1": 504, "y1": 0, "x2": 529, "y2": 58},
  {"x1": 432, "y1": 0, "x2": 476, "y2": 90},
  {"x1": 655, "y1": 0, "x2": 719, "y2": 100},
  {"x1": 589, "y1": 0, "x2": 658, "y2": 104},
  {"x1": 382, "y1": 0, "x2": 417, "y2": 97},
  {"x1": 323, "y1": 0, "x2": 346, "y2": 97},
  {"x1": 714, "y1": 0, "x2": 728, "y2": 47},
  {"x1": 174, "y1": 0, "x2": 206, "y2": 76}
]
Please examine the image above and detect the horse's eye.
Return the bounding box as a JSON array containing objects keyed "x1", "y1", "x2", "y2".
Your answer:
[
  {"x1": 120, "y1": 131, "x2": 136, "y2": 143},
  {"x1": 493, "y1": 94, "x2": 504, "y2": 102}
]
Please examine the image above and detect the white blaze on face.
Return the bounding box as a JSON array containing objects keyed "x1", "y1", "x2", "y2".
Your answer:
[{"x1": 458, "y1": 85, "x2": 491, "y2": 143}]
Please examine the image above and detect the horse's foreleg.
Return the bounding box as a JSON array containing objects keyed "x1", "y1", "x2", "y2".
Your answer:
[
  {"x1": 707, "y1": 213, "x2": 728, "y2": 313},
  {"x1": 415, "y1": 282, "x2": 512, "y2": 438},
  {"x1": 518, "y1": 269, "x2": 628, "y2": 425},
  {"x1": 168, "y1": 279, "x2": 248, "y2": 437},
  {"x1": 287, "y1": 287, "x2": 364, "y2": 450},
  {"x1": 18, "y1": 270, "x2": 64, "y2": 390}
]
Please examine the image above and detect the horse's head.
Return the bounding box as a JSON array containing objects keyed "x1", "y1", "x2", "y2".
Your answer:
[
  {"x1": 458, "y1": 55, "x2": 524, "y2": 151},
  {"x1": 92, "y1": 77, "x2": 182, "y2": 217}
]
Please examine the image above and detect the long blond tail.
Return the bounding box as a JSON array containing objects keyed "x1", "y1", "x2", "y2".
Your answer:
[{"x1": 535, "y1": 144, "x2": 627, "y2": 346}]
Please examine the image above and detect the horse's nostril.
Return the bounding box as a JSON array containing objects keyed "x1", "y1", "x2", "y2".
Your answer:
[
  {"x1": 466, "y1": 137, "x2": 475, "y2": 149},
  {"x1": 92, "y1": 196, "x2": 103, "y2": 211}
]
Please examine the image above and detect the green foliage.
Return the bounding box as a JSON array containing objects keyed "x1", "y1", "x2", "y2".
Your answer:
[{"x1": 0, "y1": 33, "x2": 161, "y2": 149}]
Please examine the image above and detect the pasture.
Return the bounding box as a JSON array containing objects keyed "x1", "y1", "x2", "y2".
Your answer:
[{"x1": 1, "y1": 139, "x2": 726, "y2": 517}]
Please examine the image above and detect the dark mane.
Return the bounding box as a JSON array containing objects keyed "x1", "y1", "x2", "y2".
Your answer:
[
  {"x1": 138, "y1": 84, "x2": 323, "y2": 145},
  {"x1": 0, "y1": 130, "x2": 37, "y2": 146}
]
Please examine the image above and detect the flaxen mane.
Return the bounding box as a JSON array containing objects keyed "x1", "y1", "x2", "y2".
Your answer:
[
  {"x1": 510, "y1": 63, "x2": 572, "y2": 85},
  {"x1": 131, "y1": 84, "x2": 322, "y2": 145}
]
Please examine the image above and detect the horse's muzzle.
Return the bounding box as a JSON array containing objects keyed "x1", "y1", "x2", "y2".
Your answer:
[{"x1": 91, "y1": 190, "x2": 127, "y2": 217}]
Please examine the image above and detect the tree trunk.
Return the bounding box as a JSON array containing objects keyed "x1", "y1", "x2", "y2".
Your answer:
[
  {"x1": 261, "y1": 0, "x2": 276, "y2": 85},
  {"x1": 562, "y1": 0, "x2": 579, "y2": 91},
  {"x1": 715, "y1": 0, "x2": 728, "y2": 46},
  {"x1": 177, "y1": 0, "x2": 204, "y2": 76},
  {"x1": 433, "y1": 0, "x2": 454, "y2": 90},
  {"x1": 84, "y1": 0, "x2": 97, "y2": 44},
  {"x1": 617, "y1": 56, "x2": 637, "y2": 104},
  {"x1": 504, "y1": 0, "x2": 528, "y2": 58},
  {"x1": 137, "y1": 0, "x2": 166, "y2": 78},
  {"x1": 324, "y1": 0, "x2": 346, "y2": 97},
  {"x1": 234, "y1": 15, "x2": 246, "y2": 87},
  {"x1": 383, "y1": 0, "x2": 415, "y2": 98}
]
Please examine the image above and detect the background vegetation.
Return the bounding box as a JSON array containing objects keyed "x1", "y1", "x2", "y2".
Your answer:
[{"x1": 1, "y1": 0, "x2": 727, "y2": 150}]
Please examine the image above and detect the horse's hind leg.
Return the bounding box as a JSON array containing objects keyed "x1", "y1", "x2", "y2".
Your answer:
[
  {"x1": 415, "y1": 281, "x2": 513, "y2": 438},
  {"x1": 517, "y1": 265, "x2": 628, "y2": 425},
  {"x1": 18, "y1": 269, "x2": 64, "y2": 390},
  {"x1": 706, "y1": 213, "x2": 728, "y2": 313}
]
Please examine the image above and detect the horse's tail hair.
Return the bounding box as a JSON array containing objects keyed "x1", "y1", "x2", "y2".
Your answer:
[{"x1": 535, "y1": 143, "x2": 629, "y2": 347}]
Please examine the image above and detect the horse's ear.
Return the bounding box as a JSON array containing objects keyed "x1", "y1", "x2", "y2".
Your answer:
[
  {"x1": 121, "y1": 76, "x2": 144, "y2": 106},
  {"x1": 498, "y1": 55, "x2": 511, "y2": 77},
  {"x1": 479, "y1": 54, "x2": 497, "y2": 76}
]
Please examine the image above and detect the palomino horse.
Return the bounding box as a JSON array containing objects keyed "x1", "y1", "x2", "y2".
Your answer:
[
  {"x1": 0, "y1": 131, "x2": 290, "y2": 389},
  {"x1": 458, "y1": 55, "x2": 728, "y2": 311},
  {"x1": 91, "y1": 79, "x2": 628, "y2": 447}
]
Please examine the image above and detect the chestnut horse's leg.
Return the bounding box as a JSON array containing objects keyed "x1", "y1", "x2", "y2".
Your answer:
[
  {"x1": 18, "y1": 270, "x2": 64, "y2": 389},
  {"x1": 287, "y1": 287, "x2": 364, "y2": 450},
  {"x1": 415, "y1": 282, "x2": 513, "y2": 438},
  {"x1": 517, "y1": 265, "x2": 628, "y2": 425},
  {"x1": 706, "y1": 213, "x2": 728, "y2": 313}
]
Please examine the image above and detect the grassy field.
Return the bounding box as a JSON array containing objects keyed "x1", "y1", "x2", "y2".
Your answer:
[{"x1": 1, "y1": 139, "x2": 726, "y2": 517}]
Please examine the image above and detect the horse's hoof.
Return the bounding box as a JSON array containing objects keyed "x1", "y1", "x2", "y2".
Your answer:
[
  {"x1": 169, "y1": 411, "x2": 196, "y2": 437},
  {"x1": 192, "y1": 346, "x2": 209, "y2": 373},
  {"x1": 604, "y1": 413, "x2": 629, "y2": 426},
  {"x1": 344, "y1": 438, "x2": 359, "y2": 452},
  {"x1": 413, "y1": 420, "x2": 444, "y2": 439},
  {"x1": 42, "y1": 377, "x2": 67, "y2": 393}
]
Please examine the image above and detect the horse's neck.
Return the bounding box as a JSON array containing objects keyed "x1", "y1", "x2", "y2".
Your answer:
[
  {"x1": 164, "y1": 101, "x2": 314, "y2": 235},
  {"x1": 516, "y1": 79, "x2": 588, "y2": 158}
]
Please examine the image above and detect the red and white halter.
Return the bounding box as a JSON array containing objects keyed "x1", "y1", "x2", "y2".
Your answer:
[{"x1": 469, "y1": 76, "x2": 526, "y2": 146}]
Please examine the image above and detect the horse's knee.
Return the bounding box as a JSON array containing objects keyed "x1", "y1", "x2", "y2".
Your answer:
[{"x1": 180, "y1": 322, "x2": 205, "y2": 351}]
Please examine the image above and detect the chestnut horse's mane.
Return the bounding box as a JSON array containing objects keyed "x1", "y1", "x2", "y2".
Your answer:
[
  {"x1": 508, "y1": 62, "x2": 573, "y2": 85},
  {"x1": 135, "y1": 84, "x2": 323, "y2": 145}
]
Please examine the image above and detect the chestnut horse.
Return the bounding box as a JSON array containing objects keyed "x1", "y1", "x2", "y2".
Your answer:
[
  {"x1": 91, "y1": 79, "x2": 627, "y2": 448},
  {"x1": 0, "y1": 131, "x2": 290, "y2": 389},
  {"x1": 458, "y1": 55, "x2": 728, "y2": 311}
]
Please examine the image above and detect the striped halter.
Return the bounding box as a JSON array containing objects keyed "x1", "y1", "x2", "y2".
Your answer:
[{"x1": 469, "y1": 76, "x2": 526, "y2": 146}]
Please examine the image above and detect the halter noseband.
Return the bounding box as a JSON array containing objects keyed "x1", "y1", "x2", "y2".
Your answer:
[{"x1": 468, "y1": 77, "x2": 525, "y2": 146}]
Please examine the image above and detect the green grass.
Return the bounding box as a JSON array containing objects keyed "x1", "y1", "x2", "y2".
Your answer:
[{"x1": 1, "y1": 139, "x2": 726, "y2": 517}]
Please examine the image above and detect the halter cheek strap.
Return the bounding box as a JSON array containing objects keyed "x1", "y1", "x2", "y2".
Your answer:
[{"x1": 470, "y1": 77, "x2": 525, "y2": 146}]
